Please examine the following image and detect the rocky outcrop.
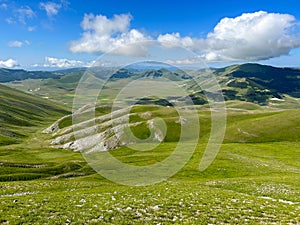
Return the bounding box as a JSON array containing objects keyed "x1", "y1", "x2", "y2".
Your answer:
[
  {"x1": 44, "y1": 106, "x2": 166, "y2": 153},
  {"x1": 42, "y1": 115, "x2": 70, "y2": 134}
]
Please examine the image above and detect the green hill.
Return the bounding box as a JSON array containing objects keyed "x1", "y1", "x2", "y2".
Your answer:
[
  {"x1": 0, "y1": 68, "x2": 60, "y2": 82},
  {"x1": 0, "y1": 84, "x2": 92, "y2": 183},
  {"x1": 215, "y1": 63, "x2": 300, "y2": 102},
  {"x1": 0, "y1": 64, "x2": 299, "y2": 224},
  {"x1": 186, "y1": 63, "x2": 300, "y2": 105},
  {"x1": 0, "y1": 84, "x2": 69, "y2": 145},
  {"x1": 3, "y1": 63, "x2": 300, "y2": 106},
  {"x1": 111, "y1": 68, "x2": 191, "y2": 81}
]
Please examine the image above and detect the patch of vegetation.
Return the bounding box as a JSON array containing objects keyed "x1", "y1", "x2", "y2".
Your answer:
[
  {"x1": 0, "y1": 84, "x2": 69, "y2": 145},
  {"x1": 135, "y1": 97, "x2": 174, "y2": 107}
]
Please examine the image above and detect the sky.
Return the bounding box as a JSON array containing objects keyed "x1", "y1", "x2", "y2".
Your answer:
[{"x1": 0, "y1": 0, "x2": 300, "y2": 70}]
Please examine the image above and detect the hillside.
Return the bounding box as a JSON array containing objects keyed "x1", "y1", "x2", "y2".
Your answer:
[
  {"x1": 3, "y1": 63, "x2": 300, "y2": 107},
  {"x1": 45, "y1": 102, "x2": 300, "y2": 152},
  {"x1": 111, "y1": 68, "x2": 191, "y2": 81},
  {"x1": 212, "y1": 63, "x2": 300, "y2": 102},
  {"x1": 217, "y1": 63, "x2": 300, "y2": 93},
  {"x1": 0, "y1": 84, "x2": 69, "y2": 145},
  {"x1": 0, "y1": 67, "x2": 299, "y2": 224},
  {"x1": 0, "y1": 68, "x2": 61, "y2": 82},
  {"x1": 184, "y1": 63, "x2": 300, "y2": 105}
]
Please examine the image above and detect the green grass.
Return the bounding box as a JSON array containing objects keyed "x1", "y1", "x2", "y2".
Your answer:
[
  {"x1": 224, "y1": 109, "x2": 300, "y2": 143},
  {"x1": 0, "y1": 84, "x2": 69, "y2": 145},
  {"x1": 0, "y1": 176, "x2": 299, "y2": 224},
  {"x1": 0, "y1": 143, "x2": 93, "y2": 181},
  {"x1": 0, "y1": 100, "x2": 299, "y2": 223}
]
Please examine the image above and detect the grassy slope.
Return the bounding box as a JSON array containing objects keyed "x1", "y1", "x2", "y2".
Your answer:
[
  {"x1": 0, "y1": 84, "x2": 69, "y2": 145},
  {"x1": 0, "y1": 84, "x2": 94, "y2": 182},
  {"x1": 0, "y1": 83, "x2": 299, "y2": 223},
  {"x1": 188, "y1": 63, "x2": 300, "y2": 104},
  {"x1": 3, "y1": 72, "x2": 84, "y2": 105},
  {"x1": 4, "y1": 64, "x2": 300, "y2": 109},
  {"x1": 0, "y1": 65, "x2": 299, "y2": 223}
]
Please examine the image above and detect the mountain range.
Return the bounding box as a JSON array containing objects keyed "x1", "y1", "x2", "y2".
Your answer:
[{"x1": 1, "y1": 63, "x2": 300, "y2": 106}]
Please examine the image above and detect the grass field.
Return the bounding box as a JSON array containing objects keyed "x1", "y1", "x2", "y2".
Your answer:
[
  {"x1": 0, "y1": 99, "x2": 299, "y2": 224},
  {"x1": 0, "y1": 84, "x2": 69, "y2": 146}
]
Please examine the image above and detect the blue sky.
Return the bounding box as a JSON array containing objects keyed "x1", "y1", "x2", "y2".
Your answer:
[{"x1": 0, "y1": 0, "x2": 300, "y2": 69}]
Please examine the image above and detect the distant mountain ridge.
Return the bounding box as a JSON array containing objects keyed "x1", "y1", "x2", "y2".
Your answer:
[
  {"x1": 215, "y1": 63, "x2": 300, "y2": 93},
  {"x1": 1, "y1": 63, "x2": 300, "y2": 105},
  {"x1": 111, "y1": 68, "x2": 191, "y2": 80},
  {"x1": 0, "y1": 68, "x2": 62, "y2": 82},
  {"x1": 186, "y1": 63, "x2": 300, "y2": 104}
]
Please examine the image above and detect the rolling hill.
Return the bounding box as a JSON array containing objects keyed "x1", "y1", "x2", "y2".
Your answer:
[
  {"x1": 2, "y1": 63, "x2": 300, "y2": 107},
  {"x1": 216, "y1": 63, "x2": 300, "y2": 96},
  {"x1": 0, "y1": 64, "x2": 299, "y2": 224},
  {"x1": 191, "y1": 63, "x2": 300, "y2": 103},
  {"x1": 0, "y1": 84, "x2": 69, "y2": 145},
  {"x1": 0, "y1": 68, "x2": 61, "y2": 82}
]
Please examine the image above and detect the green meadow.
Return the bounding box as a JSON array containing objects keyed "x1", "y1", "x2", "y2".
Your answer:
[{"x1": 0, "y1": 89, "x2": 299, "y2": 224}]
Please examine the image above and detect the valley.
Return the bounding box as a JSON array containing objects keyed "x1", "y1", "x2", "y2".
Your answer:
[{"x1": 0, "y1": 63, "x2": 299, "y2": 224}]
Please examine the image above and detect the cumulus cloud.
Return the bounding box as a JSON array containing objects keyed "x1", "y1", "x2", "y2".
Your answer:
[
  {"x1": 69, "y1": 13, "x2": 150, "y2": 56},
  {"x1": 0, "y1": 59, "x2": 19, "y2": 68},
  {"x1": 69, "y1": 11, "x2": 300, "y2": 62},
  {"x1": 158, "y1": 11, "x2": 300, "y2": 62},
  {"x1": 37, "y1": 57, "x2": 94, "y2": 68},
  {"x1": 157, "y1": 33, "x2": 195, "y2": 48},
  {"x1": 204, "y1": 11, "x2": 300, "y2": 61}
]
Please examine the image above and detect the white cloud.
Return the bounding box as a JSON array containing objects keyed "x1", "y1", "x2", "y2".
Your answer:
[
  {"x1": 157, "y1": 32, "x2": 195, "y2": 48},
  {"x1": 17, "y1": 6, "x2": 35, "y2": 24},
  {"x1": 0, "y1": 59, "x2": 19, "y2": 68},
  {"x1": 204, "y1": 11, "x2": 300, "y2": 61},
  {"x1": 165, "y1": 56, "x2": 203, "y2": 65},
  {"x1": 158, "y1": 11, "x2": 300, "y2": 62},
  {"x1": 69, "y1": 13, "x2": 150, "y2": 56},
  {"x1": 38, "y1": 57, "x2": 94, "y2": 68},
  {"x1": 8, "y1": 40, "x2": 31, "y2": 47},
  {"x1": 40, "y1": 1, "x2": 61, "y2": 17},
  {"x1": 8, "y1": 41, "x2": 23, "y2": 47},
  {"x1": 69, "y1": 11, "x2": 300, "y2": 62}
]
